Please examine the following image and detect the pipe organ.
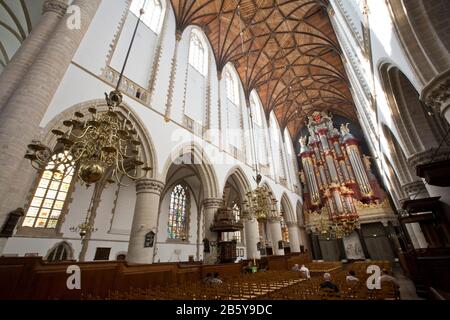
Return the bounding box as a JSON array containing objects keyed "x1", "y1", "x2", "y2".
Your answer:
[{"x1": 298, "y1": 112, "x2": 381, "y2": 238}]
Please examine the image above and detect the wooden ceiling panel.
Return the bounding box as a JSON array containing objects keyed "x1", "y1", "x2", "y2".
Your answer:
[{"x1": 170, "y1": 0, "x2": 356, "y2": 138}]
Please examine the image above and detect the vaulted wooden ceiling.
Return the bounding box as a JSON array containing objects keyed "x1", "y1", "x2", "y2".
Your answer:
[{"x1": 170, "y1": 0, "x2": 356, "y2": 138}]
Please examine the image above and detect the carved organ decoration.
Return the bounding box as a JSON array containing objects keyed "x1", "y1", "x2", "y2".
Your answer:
[{"x1": 298, "y1": 111, "x2": 382, "y2": 238}]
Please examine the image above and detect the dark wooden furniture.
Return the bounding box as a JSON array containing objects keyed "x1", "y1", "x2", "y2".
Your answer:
[{"x1": 0, "y1": 253, "x2": 311, "y2": 300}]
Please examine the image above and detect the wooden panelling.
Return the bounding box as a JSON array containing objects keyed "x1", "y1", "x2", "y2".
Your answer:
[{"x1": 0, "y1": 253, "x2": 311, "y2": 300}]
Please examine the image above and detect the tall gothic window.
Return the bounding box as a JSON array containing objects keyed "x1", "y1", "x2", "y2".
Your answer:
[
  {"x1": 250, "y1": 91, "x2": 268, "y2": 165},
  {"x1": 232, "y1": 203, "x2": 242, "y2": 243},
  {"x1": 225, "y1": 68, "x2": 239, "y2": 106},
  {"x1": 131, "y1": 0, "x2": 163, "y2": 34},
  {"x1": 189, "y1": 30, "x2": 207, "y2": 76},
  {"x1": 168, "y1": 184, "x2": 189, "y2": 240},
  {"x1": 22, "y1": 152, "x2": 74, "y2": 229}
]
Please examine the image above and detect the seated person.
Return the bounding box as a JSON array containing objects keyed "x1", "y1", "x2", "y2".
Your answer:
[
  {"x1": 203, "y1": 273, "x2": 213, "y2": 284},
  {"x1": 243, "y1": 261, "x2": 254, "y2": 273},
  {"x1": 292, "y1": 264, "x2": 300, "y2": 272},
  {"x1": 209, "y1": 272, "x2": 223, "y2": 284},
  {"x1": 378, "y1": 269, "x2": 400, "y2": 289},
  {"x1": 346, "y1": 270, "x2": 360, "y2": 284},
  {"x1": 320, "y1": 273, "x2": 339, "y2": 293},
  {"x1": 300, "y1": 264, "x2": 311, "y2": 279}
]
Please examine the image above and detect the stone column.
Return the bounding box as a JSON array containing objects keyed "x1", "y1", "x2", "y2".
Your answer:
[
  {"x1": 286, "y1": 222, "x2": 301, "y2": 253},
  {"x1": 411, "y1": 223, "x2": 428, "y2": 249},
  {"x1": 202, "y1": 198, "x2": 222, "y2": 263},
  {"x1": 298, "y1": 225, "x2": 308, "y2": 251},
  {"x1": 0, "y1": 0, "x2": 101, "y2": 230},
  {"x1": 244, "y1": 217, "x2": 260, "y2": 260},
  {"x1": 405, "y1": 223, "x2": 420, "y2": 249},
  {"x1": 127, "y1": 179, "x2": 164, "y2": 264},
  {"x1": 356, "y1": 228, "x2": 370, "y2": 259},
  {"x1": 401, "y1": 180, "x2": 431, "y2": 248},
  {"x1": 0, "y1": 0, "x2": 68, "y2": 112},
  {"x1": 268, "y1": 218, "x2": 284, "y2": 256}
]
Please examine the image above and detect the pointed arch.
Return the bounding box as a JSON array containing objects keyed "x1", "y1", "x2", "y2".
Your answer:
[
  {"x1": 188, "y1": 26, "x2": 209, "y2": 76},
  {"x1": 378, "y1": 62, "x2": 448, "y2": 158},
  {"x1": 280, "y1": 193, "x2": 295, "y2": 223},
  {"x1": 41, "y1": 99, "x2": 158, "y2": 178},
  {"x1": 45, "y1": 241, "x2": 74, "y2": 261},
  {"x1": 222, "y1": 165, "x2": 252, "y2": 197},
  {"x1": 161, "y1": 142, "x2": 219, "y2": 199},
  {"x1": 380, "y1": 124, "x2": 417, "y2": 187}
]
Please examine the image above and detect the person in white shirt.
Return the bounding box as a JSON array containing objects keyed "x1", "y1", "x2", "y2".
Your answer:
[
  {"x1": 292, "y1": 264, "x2": 300, "y2": 272},
  {"x1": 378, "y1": 269, "x2": 400, "y2": 289},
  {"x1": 300, "y1": 264, "x2": 311, "y2": 279},
  {"x1": 346, "y1": 270, "x2": 359, "y2": 284}
]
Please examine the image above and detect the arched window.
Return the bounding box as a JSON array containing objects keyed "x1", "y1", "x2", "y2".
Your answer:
[
  {"x1": 168, "y1": 184, "x2": 189, "y2": 240},
  {"x1": 250, "y1": 92, "x2": 262, "y2": 126},
  {"x1": 46, "y1": 242, "x2": 73, "y2": 262},
  {"x1": 232, "y1": 203, "x2": 242, "y2": 243},
  {"x1": 131, "y1": 0, "x2": 163, "y2": 34},
  {"x1": 225, "y1": 68, "x2": 239, "y2": 106},
  {"x1": 250, "y1": 91, "x2": 269, "y2": 165},
  {"x1": 189, "y1": 29, "x2": 207, "y2": 76},
  {"x1": 22, "y1": 152, "x2": 74, "y2": 229},
  {"x1": 270, "y1": 113, "x2": 285, "y2": 178}
]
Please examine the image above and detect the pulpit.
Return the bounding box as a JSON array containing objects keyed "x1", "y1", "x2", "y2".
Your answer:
[
  {"x1": 218, "y1": 240, "x2": 237, "y2": 263},
  {"x1": 211, "y1": 207, "x2": 243, "y2": 263}
]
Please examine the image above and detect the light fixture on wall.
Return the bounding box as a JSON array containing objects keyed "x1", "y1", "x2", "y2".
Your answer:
[{"x1": 25, "y1": 3, "x2": 151, "y2": 187}]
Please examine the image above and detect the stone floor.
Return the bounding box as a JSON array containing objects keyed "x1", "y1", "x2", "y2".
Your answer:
[{"x1": 392, "y1": 264, "x2": 422, "y2": 300}]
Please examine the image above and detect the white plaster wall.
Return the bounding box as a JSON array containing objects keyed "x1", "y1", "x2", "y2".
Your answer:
[
  {"x1": 329, "y1": 0, "x2": 426, "y2": 199},
  {"x1": 5, "y1": 0, "x2": 303, "y2": 261}
]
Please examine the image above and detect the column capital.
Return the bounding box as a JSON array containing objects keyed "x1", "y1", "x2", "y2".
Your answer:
[
  {"x1": 267, "y1": 216, "x2": 281, "y2": 224},
  {"x1": 136, "y1": 179, "x2": 165, "y2": 195},
  {"x1": 421, "y1": 70, "x2": 450, "y2": 120},
  {"x1": 202, "y1": 198, "x2": 223, "y2": 209},
  {"x1": 401, "y1": 180, "x2": 427, "y2": 196},
  {"x1": 286, "y1": 221, "x2": 298, "y2": 228},
  {"x1": 408, "y1": 147, "x2": 450, "y2": 168},
  {"x1": 43, "y1": 0, "x2": 69, "y2": 17}
]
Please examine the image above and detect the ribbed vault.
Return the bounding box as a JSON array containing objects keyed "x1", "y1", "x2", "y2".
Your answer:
[
  {"x1": 0, "y1": 0, "x2": 45, "y2": 71},
  {"x1": 170, "y1": 0, "x2": 356, "y2": 138}
]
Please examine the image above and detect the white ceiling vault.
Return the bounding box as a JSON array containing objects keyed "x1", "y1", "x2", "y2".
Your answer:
[{"x1": 0, "y1": 0, "x2": 45, "y2": 72}]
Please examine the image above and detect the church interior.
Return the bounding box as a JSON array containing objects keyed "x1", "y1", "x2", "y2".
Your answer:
[{"x1": 0, "y1": 0, "x2": 449, "y2": 301}]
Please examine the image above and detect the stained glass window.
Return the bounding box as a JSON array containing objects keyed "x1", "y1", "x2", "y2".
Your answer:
[
  {"x1": 22, "y1": 152, "x2": 74, "y2": 229},
  {"x1": 46, "y1": 242, "x2": 72, "y2": 261},
  {"x1": 131, "y1": 0, "x2": 163, "y2": 34},
  {"x1": 168, "y1": 184, "x2": 188, "y2": 240},
  {"x1": 189, "y1": 29, "x2": 207, "y2": 76}
]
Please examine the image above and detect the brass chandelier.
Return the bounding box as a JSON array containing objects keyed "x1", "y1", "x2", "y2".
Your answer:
[
  {"x1": 242, "y1": 174, "x2": 278, "y2": 221},
  {"x1": 24, "y1": 3, "x2": 150, "y2": 239},
  {"x1": 311, "y1": 207, "x2": 360, "y2": 240},
  {"x1": 26, "y1": 90, "x2": 151, "y2": 186}
]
